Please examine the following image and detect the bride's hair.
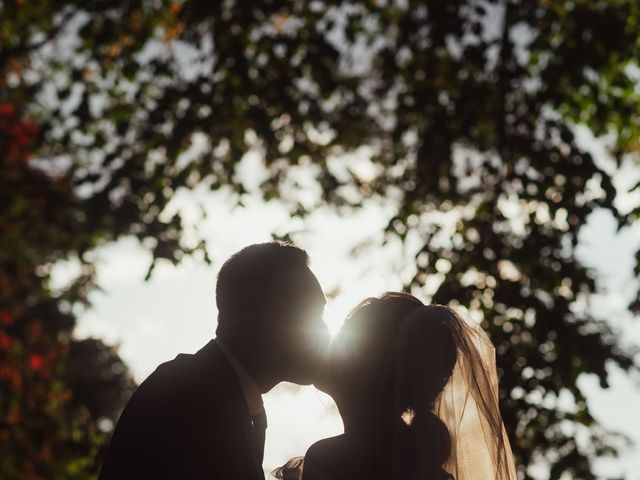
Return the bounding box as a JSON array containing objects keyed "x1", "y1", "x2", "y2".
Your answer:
[{"x1": 332, "y1": 292, "x2": 458, "y2": 479}]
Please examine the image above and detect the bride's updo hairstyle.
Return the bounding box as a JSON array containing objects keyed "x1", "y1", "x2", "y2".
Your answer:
[
  {"x1": 389, "y1": 302, "x2": 458, "y2": 480},
  {"x1": 327, "y1": 292, "x2": 458, "y2": 480}
]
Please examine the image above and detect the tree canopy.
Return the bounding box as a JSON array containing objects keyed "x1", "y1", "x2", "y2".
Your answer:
[{"x1": 2, "y1": 0, "x2": 639, "y2": 478}]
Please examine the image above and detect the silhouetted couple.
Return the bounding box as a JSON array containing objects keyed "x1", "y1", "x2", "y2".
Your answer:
[{"x1": 99, "y1": 242, "x2": 517, "y2": 480}]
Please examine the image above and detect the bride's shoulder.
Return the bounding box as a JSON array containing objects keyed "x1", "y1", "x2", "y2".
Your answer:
[
  {"x1": 305, "y1": 434, "x2": 368, "y2": 480},
  {"x1": 304, "y1": 435, "x2": 345, "y2": 470},
  {"x1": 305, "y1": 434, "x2": 349, "y2": 466},
  {"x1": 272, "y1": 435, "x2": 348, "y2": 480}
]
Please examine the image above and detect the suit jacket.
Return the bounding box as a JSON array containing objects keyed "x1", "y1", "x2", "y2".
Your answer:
[{"x1": 99, "y1": 340, "x2": 265, "y2": 480}]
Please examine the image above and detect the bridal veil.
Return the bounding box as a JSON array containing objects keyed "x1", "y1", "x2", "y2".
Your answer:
[{"x1": 394, "y1": 304, "x2": 518, "y2": 480}]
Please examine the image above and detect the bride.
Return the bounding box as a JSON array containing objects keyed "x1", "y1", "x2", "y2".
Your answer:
[{"x1": 273, "y1": 292, "x2": 517, "y2": 480}]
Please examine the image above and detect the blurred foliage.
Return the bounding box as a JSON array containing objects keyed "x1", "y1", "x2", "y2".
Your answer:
[
  {"x1": 0, "y1": 100, "x2": 135, "y2": 478},
  {"x1": 2, "y1": 0, "x2": 640, "y2": 478}
]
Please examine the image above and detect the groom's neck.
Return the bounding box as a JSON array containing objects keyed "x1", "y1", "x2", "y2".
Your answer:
[{"x1": 217, "y1": 335, "x2": 279, "y2": 394}]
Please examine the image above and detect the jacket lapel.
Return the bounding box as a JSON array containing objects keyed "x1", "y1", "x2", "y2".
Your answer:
[{"x1": 195, "y1": 340, "x2": 266, "y2": 479}]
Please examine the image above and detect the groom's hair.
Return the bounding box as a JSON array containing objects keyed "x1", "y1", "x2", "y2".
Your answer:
[{"x1": 215, "y1": 241, "x2": 309, "y2": 336}]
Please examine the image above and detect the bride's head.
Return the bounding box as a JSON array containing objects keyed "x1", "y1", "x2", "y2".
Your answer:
[
  {"x1": 307, "y1": 292, "x2": 516, "y2": 480},
  {"x1": 318, "y1": 292, "x2": 459, "y2": 478}
]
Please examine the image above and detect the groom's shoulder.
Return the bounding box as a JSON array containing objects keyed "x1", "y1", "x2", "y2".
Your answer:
[
  {"x1": 142, "y1": 352, "x2": 208, "y2": 392},
  {"x1": 148, "y1": 353, "x2": 196, "y2": 385},
  {"x1": 135, "y1": 342, "x2": 229, "y2": 399},
  {"x1": 123, "y1": 353, "x2": 197, "y2": 409}
]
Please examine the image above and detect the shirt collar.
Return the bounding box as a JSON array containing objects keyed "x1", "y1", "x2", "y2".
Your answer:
[{"x1": 215, "y1": 338, "x2": 264, "y2": 416}]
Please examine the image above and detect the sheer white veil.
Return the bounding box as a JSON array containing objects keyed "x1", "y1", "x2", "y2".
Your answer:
[{"x1": 393, "y1": 304, "x2": 517, "y2": 480}]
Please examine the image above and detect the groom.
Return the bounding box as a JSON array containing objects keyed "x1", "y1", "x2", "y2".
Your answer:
[{"x1": 99, "y1": 242, "x2": 329, "y2": 479}]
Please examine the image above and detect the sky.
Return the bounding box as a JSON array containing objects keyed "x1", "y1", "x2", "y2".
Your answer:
[{"x1": 49, "y1": 152, "x2": 640, "y2": 479}]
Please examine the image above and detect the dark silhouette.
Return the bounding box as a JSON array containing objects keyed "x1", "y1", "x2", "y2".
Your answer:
[
  {"x1": 304, "y1": 293, "x2": 455, "y2": 480},
  {"x1": 274, "y1": 292, "x2": 516, "y2": 480},
  {"x1": 99, "y1": 242, "x2": 329, "y2": 480}
]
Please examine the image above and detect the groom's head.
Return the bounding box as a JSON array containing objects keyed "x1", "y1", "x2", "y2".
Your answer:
[{"x1": 215, "y1": 242, "x2": 328, "y2": 389}]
